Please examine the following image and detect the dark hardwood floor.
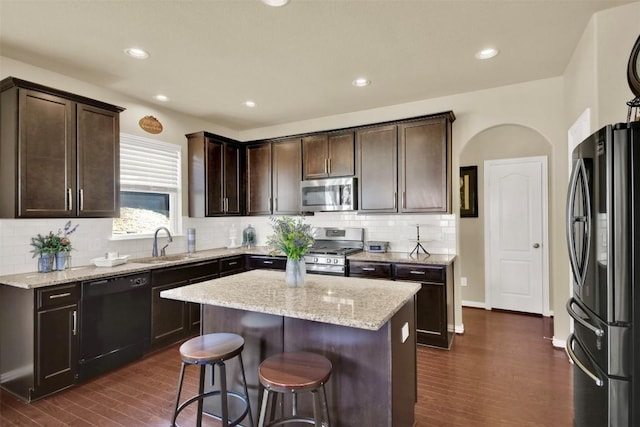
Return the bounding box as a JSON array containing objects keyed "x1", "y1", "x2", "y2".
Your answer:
[{"x1": 1, "y1": 307, "x2": 572, "y2": 426}]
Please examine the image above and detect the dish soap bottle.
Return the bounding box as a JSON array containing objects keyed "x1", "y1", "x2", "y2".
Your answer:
[{"x1": 242, "y1": 224, "x2": 256, "y2": 248}]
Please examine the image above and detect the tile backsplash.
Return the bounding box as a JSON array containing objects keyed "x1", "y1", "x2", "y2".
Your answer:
[{"x1": 0, "y1": 212, "x2": 455, "y2": 276}]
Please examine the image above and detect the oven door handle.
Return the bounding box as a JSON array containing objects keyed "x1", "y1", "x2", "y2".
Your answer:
[
  {"x1": 566, "y1": 297, "x2": 604, "y2": 337},
  {"x1": 566, "y1": 333, "x2": 604, "y2": 387}
]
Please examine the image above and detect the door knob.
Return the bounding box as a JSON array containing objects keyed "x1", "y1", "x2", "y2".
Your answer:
[{"x1": 533, "y1": 243, "x2": 540, "y2": 248}]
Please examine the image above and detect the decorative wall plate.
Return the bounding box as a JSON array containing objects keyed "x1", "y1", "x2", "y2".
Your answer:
[{"x1": 139, "y1": 115, "x2": 163, "y2": 134}]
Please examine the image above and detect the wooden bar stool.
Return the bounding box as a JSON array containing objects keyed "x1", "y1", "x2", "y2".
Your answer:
[
  {"x1": 257, "y1": 352, "x2": 332, "y2": 427},
  {"x1": 171, "y1": 333, "x2": 254, "y2": 427}
]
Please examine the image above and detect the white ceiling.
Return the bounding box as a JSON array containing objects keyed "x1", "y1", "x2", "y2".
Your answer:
[{"x1": 0, "y1": 0, "x2": 634, "y2": 131}]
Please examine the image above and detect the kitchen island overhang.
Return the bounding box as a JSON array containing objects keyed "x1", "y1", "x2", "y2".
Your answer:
[{"x1": 162, "y1": 269, "x2": 420, "y2": 427}]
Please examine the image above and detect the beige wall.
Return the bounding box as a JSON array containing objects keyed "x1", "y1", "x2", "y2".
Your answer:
[{"x1": 459, "y1": 125, "x2": 553, "y2": 304}]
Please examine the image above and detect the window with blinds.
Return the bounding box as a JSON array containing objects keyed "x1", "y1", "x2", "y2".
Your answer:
[{"x1": 113, "y1": 134, "x2": 182, "y2": 237}]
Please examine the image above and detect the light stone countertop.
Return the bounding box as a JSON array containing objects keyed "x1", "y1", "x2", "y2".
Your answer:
[
  {"x1": 0, "y1": 247, "x2": 454, "y2": 289},
  {"x1": 349, "y1": 252, "x2": 456, "y2": 265},
  {"x1": 0, "y1": 247, "x2": 277, "y2": 289},
  {"x1": 161, "y1": 269, "x2": 420, "y2": 331}
]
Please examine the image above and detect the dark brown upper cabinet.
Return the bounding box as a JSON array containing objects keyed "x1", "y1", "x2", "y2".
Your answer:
[
  {"x1": 0, "y1": 77, "x2": 124, "y2": 218},
  {"x1": 272, "y1": 138, "x2": 302, "y2": 214},
  {"x1": 187, "y1": 131, "x2": 242, "y2": 217},
  {"x1": 398, "y1": 116, "x2": 452, "y2": 213},
  {"x1": 357, "y1": 113, "x2": 455, "y2": 214},
  {"x1": 246, "y1": 143, "x2": 272, "y2": 215},
  {"x1": 302, "y1": 132, "x2": 354, "y2": 179},
  {"x1": 357, "y1": 125, "x2": 398, "y2": 213}
]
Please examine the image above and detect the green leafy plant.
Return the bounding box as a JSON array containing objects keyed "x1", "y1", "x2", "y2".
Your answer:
[
  {"x1": 266, "y1": 216, "x2": 315, "y2": 261},
  {"x1": 30, "y1": 221, "x2": 78, "y2": 257}
]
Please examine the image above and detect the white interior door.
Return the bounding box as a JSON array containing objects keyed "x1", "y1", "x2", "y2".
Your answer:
[{"x1": 484, "y1": 156, "x2": 549, "y2": 315}]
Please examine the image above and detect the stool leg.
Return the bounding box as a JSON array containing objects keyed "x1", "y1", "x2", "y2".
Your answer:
[
  {"x1": 238, "y1": 353, "x2": 255, "y2": 427},
  {"x1": 258, "y1": 388, "x2": 270, "y2": 427},
  {"x1": 219, "y1": 362, "x2": 229, "y2": 426},
  {"x1": 312, "y1": 389, "x2": 322, "y2": 426},
  {"x1": 292, "y1": 392, "x2": 298, "y2": 416},
  {"x1": 322, "y1": 384, "x2": 331, "y2": 427},
  {"x1": 197, "y1": 364, "x2": 206, "y2": 427},
  {"x1": 171, "y1": 362, "x2": 187, "y2": 427}
]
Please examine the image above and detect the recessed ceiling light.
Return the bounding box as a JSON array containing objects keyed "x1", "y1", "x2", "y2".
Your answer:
[
  {"x1": 124, "y1": 47, "x2": 150, "y2": 59},
  {"x1": 475, "y1": 48, "x2": 499, "y2": 60},
  {"x1": 154, "y1": 94, "x2": 169, "y2": 102},
  {"x1": 261, "y1": 0, "x2": 289, "y2": 6},
  {"x1": 352, "y1": 78, "x2": 371, "y2": 87},
  {"x1": 243, "y1": 100, "x2": 256, "y2": 108}
]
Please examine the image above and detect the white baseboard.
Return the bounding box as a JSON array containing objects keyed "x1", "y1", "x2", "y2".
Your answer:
[
  {"x1": 552, "y1": 337, "x2": 566, "y2": 349},
  {"x1": 455, "y1": 323, "x2": 464, "y2": 334},
  {"x1": 462, "y1": 300, "x2": 486, "y2": 309}
]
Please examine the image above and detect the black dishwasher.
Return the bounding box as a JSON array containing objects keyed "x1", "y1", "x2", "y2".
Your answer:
[{"x1": 78, "y1": 272, "x2": 151, "y2": 381}]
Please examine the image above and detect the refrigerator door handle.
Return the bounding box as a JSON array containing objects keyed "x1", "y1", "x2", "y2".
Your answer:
[
  {"x1": 566, "y1": 297, "x2": 605, "y2": 338},
  {"x1": 566, "y1": 333, "x2": 604, "y2": 387},
  {"x1": 566, "y1": 158, "x2": 591, "y2": 287}
]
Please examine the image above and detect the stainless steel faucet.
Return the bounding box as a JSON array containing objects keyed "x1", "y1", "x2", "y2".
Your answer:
[{"x1": 152, "y1": 227, "x2": 173, "y2": 257}]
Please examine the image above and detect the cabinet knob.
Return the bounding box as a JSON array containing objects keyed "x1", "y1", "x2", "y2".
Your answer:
[{"x1": 533, "y1": 243, "x2": 540, "y2": 248}]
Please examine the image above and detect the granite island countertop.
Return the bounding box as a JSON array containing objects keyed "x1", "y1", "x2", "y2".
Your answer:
[{"x1": 161, "y1": 269, "x2": 420, "y2": 331}]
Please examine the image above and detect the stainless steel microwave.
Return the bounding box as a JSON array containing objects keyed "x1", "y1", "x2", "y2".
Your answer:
[{"x1": 300, "y1": 177, "x2": 357, "y2": 212}]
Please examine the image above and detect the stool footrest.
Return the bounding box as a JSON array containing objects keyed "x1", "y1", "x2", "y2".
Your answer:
[
  {"x1": 174, "y1": 389, "x2": 250, "y2": 427},
  {"x1": 264, "y1": 417, "x2": 325, "y2": 426}
]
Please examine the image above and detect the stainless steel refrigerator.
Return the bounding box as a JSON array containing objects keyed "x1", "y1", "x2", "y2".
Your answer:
[{"x1": 566, "y1": 121, "x2": 640, "y2": 426}]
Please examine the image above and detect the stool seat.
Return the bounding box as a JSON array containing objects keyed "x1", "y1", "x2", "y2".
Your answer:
[
  {"x1": 259, "y1": 352, "x2": 332, "y2": 393},
  {"x1": 180, "y1": 333, "x2": 244, "y2": 364}
]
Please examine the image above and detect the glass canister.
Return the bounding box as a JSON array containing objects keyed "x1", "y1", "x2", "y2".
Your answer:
[{"x1": 242, "y1": 224, "x2": 256, "y2": 248}]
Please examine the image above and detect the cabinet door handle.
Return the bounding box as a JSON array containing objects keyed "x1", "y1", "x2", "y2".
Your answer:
[
  {"x1": 67, "y1": 188, "x2": 73, "y2": 211},
  {"x1": 410, "y1": 270, "x2": 426, "y2": 275},
  {"x1": 263, "y1": 260, "x2": 274, "y2": 265},
  {"x1": 228, "y1": 261, "x2": 238, "y2": 266},
  {"x1": 362, "y1": 267, "x2": 376, "y2": 271},
  {"x1": 324, "y1": 158, "x2": 328, "y2": 174},
  {"x1": 269, "y1": 197, "x2": 273, "y2": 212},
  {"x1": 49, "y1": 292, "x2": 71, "y2": 299},
  {"x1": 72, "y1": 310, "x2": 77, "y2": 336},
  {"x1": 328, "y1": 158, "x2": 331, "y2": 174},
  {"x1": 79, "y1": 189, "x2": 84, "y2": 211},
  {"x1": 402, "y1": 191, "x2": 406, "y2": 209},
  {"x1": 394, "y1": 192, "x2": 397, "y2": 209},
  {"x1": 275, "y1": 198, "x2": 278, "y2": 211}
]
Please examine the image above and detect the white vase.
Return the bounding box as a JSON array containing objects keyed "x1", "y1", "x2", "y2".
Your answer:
[{"x1": 285, "y1": 258, "x2": 307, "y2": 287}]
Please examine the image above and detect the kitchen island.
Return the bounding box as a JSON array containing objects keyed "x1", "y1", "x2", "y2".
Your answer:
[{"x1": 161, "y1": 269, "x2": 420, "y2": 427}]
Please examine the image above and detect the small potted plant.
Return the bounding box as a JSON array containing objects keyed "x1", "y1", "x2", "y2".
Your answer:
[
  {"x1": 266, "y1": 216, "x2": 315, "y2": 287},
  {"x1": 30, "y1": 221, "x2": 78, "y2": 272}
]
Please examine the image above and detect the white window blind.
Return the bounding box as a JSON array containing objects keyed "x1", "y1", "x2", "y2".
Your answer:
[{"x1": 120, "y1": 134, "x2": 180, "y2": 192}]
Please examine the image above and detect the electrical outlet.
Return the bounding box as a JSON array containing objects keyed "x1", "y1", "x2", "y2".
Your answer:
[{"x1": 461, "y1": 277, "x2": 468, "y2": 286}]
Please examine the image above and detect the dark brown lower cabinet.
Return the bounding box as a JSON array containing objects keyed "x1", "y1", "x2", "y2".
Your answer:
[
  {"x1": 395, "y1": 263, "x2": 454, "y2": 348},
  {"x1": 150, "y1": 260, "x2": 219, "y2": 350},
  {"x1": 0, "y1": 283, "x2": 79, "y2": 402},
  {"x1": 347, "y1": 260, "x2": 454, "y2": 349}
]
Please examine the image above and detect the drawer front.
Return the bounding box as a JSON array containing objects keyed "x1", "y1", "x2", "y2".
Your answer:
[
  {"x1": 395, "y1": 264, "x2": 445, "y2": 283},
  {"x1": 349, "y1": 261, "x2": 392, "y2": 278},
  {"x1": 152, "y1": 260, "x2": 220, "y2": 286},
  {"x1": 37, "y1": 283, "x2": 79, "y2": 310},
  {"x1": 220, "y1": 256, "x2": 245, "y2": 275},
  {"x1": 246, "y1": 255, "x2": 286, "y2": 270}
]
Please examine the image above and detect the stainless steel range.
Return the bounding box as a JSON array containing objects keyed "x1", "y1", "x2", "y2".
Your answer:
[{"x1": 305, "y1": 227, "x2": 364, "y2": 275}]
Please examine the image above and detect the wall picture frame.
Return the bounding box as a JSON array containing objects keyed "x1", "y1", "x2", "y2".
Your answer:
[{"x1": 460, "y1": 166, "x2": 478, "y2": 218}]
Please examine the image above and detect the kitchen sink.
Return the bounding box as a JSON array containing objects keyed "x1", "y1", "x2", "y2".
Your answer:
[{"x1": 134, "y1": 254, "x2": 200, "y2": 264}]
